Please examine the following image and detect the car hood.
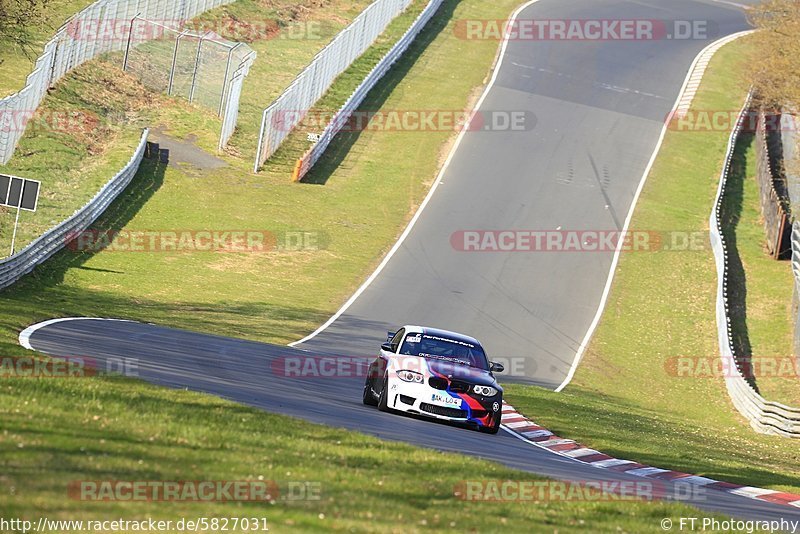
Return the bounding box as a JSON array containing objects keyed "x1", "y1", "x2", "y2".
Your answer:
[{"x1": 424, "y1": 358, "x2": 498, "y2": 387}]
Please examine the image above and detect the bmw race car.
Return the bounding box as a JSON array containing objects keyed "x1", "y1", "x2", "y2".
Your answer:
[{"x1": 362, "y1": 326, "x2": 504, "y2": 434}]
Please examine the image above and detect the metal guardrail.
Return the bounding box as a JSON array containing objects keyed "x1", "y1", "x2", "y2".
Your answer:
[
  {"x1": 290, "y1": 0, "x2": 444, "y2": 181},
  {"x1": 710, "y1": 93, "x2": 800, "y2": 437},
  {"x1": 792, "y1": 220, "x2": 800, "y2": 362},
  {"x1": 0, "y1": 129, "x2": 149, "y2": 291},
  {"x1": 0, "y1": 0, "x2": 236, "y2": 165},
  {"x1": 254, "y1": 0, "x2": 414, "y2": 171}
]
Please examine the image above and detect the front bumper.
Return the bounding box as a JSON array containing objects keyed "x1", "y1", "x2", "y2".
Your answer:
[{"x1": 386, "y1": 375, "x2": 502, "y2": 428}]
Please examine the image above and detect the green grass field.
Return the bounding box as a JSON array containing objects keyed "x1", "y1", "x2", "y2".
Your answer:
[
  {"x1": 1, "y1": 364, "x2": 720, "y2": 532},
  {"x1": 1, "y1": 0, "x2": 799, "y2": 528}
]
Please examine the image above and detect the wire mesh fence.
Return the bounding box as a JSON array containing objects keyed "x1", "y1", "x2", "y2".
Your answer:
[
  {"x1": 291, "y1": 0, "x2": 444, "y2": 182},
  {"x1": 0, "y1": 0, "x2": 242, "y2": 165},
  {"x1": 254, "y1": 0, "x2": 413, "y2": 171},
  {"x1": 122, "y1": 17, "x2": 255, "y2": 148}
]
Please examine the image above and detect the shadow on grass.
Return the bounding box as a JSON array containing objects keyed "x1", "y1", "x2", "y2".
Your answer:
[
  {"x1": 505, "y1": 384, "x2": 800, "y2": 491},
  {"x1": 300, "y1": 0, "x2": 458, "y2": 185},
  {"x1": 719, "y1": 130, "x2": 757, "y2": 390}
]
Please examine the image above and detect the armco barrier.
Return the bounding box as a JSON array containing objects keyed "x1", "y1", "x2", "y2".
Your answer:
[
  {"x1": 0, "y1": 129, "x2": 149, "y2": 291},
  {"x1": 0, "y1": 0, "x2": 236, "y2": 165},
  {"x1": 710, "y1": 94, "x2": 800, "y2": 437},
  {"x1": 291, "y1": 0, "x2": 444, "y2": 181},
  {"x1": 793, "y1": 221, "x2": 800, "y2": 358},
  {"x1": 254, "y1": 0, "x2": 414, "y2": 171}
]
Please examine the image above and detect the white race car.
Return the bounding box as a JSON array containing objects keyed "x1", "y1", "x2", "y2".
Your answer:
[{"x1": 362, "y1": 326, "x2": 504, "y2": 434}]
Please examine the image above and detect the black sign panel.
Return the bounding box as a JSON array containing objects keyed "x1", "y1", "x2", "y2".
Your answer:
[
  {"x1": 0, "y1": 175, "x2": 8, "y2": 205},
  {"x1": 0, "y1": 175, "x2": 40, "y2": 212},
  {"x1": 7, "y1": 178, "x2": 22, "y2": 207},
  {"x1": 21, "y1": 180, "x2": 39, "y2": 211}
]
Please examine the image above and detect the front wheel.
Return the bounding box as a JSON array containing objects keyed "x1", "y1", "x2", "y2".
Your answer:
[
  {"x1": 479, "y1": 414, "x2": 501, "y2": 434},
  {"x1": 362, "y1": 375, "x2": 378, "y2": 406},
  {"x1": 378, "y1": 373, "x2": 390, "y2": 412}
]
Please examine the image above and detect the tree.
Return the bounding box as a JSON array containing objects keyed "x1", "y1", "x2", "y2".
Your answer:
[{"x1": 748, "y1": 0, "x2": 800, "y2": 109}]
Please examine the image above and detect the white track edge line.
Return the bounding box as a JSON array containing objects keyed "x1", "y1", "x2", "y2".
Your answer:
[
  {"x1": 288, "y1": 0, "x2": 543, "y2": 347},
  {"x1": 19, "y1": 317, "x2": 133, "y2": 350},
  {"x1": 554, "y1": 29, "x2": 754, "y2": 392}
]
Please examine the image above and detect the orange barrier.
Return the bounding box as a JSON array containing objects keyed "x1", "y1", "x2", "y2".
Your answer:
[{"x1": 291, "y1": 159, "x2": 303, "y2": 182}]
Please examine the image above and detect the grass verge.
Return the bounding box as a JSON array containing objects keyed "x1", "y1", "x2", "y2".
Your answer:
[
  {"x1": 1, "y1": 367, "x2": 716, "y2": 532},
  {"x1": 505, "y1": 36, "x2": 800, "y2": 494}
]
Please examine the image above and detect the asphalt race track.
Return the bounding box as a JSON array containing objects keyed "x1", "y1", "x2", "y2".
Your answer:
[
  {"x1": 295, "y1": 0, "x2": 755, "y2": 389},
  {"x1": 22, "y1": 318, "x2": 800, "y2": 523},
  {"x1": 22, "y1": 0, "x2": 796, "y2": 525}
]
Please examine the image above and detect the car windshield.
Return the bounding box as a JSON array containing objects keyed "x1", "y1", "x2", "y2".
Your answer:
[{"x1": 399, "y1": 333, "x2": 489, "y2": 370}]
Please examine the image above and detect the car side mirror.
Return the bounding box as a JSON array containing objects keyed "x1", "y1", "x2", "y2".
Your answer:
[
  {"x1": 490, "y1": 361, "x2": 504, "y2": 373},
  {"x1": 380, "y1": 342, "x2": 393, "y2": 352}
]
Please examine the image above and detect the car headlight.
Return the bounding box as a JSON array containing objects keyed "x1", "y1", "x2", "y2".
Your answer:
[
  {"x1": 397, "y1": 370, "x2": 424, "y2": 383},
  {"x1": 472, "y1": 385, "x2": 498, "y2": 396}
]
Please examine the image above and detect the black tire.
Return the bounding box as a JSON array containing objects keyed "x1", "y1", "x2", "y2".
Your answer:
[
  {"x1": 362, "y1": 375, "x2": 378, "y2": 406},
  {"x1": 479, "y1": 417, "x2": 501, "y2": 434},
  {"x1": 377, "y1": 373, "x2": 390, "y2": 412}
]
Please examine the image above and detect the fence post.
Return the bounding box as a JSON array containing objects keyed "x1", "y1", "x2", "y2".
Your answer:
[
  {"x1": 168, "y1": 30, "x2": 188, "y2": 96},
  {"x1": 122, "y1": 13, "x2": 142, "y2": 71},
  {"x1": 218, "y1": 42, "x2": 240, "y2": 117},
  {"x1": 188, "y1": 33, "x2": 207, "y2": 103},
  {"x1": 254, "y1": 107, "x2": 269, "y2": 173}
]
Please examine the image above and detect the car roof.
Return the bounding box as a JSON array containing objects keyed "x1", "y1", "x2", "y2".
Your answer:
[{"x1": 401, "y1": 325, "x2": 482, "y2": 347}]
